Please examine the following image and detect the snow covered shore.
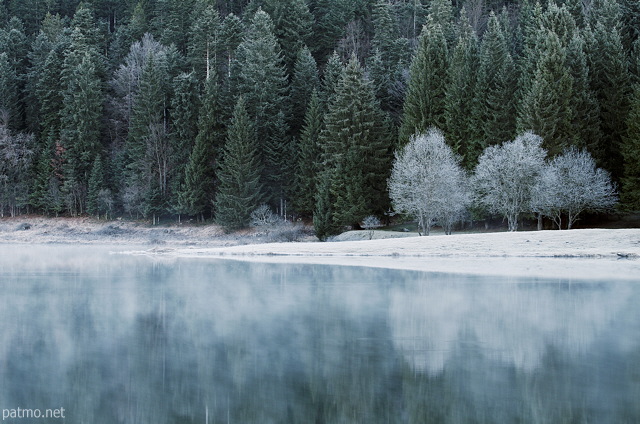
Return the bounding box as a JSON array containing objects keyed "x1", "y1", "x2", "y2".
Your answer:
[{"x1": 152, "y1": 228, "x2": 640, "y2": 281}]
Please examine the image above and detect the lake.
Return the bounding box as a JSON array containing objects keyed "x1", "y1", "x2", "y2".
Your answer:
[{"x1": 0, "y1": 245, "x2": 638, "y2": 423}]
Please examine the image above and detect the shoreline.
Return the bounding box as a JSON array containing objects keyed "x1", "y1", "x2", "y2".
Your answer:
[
  {"x1": 2, "y1": 216, "x2": 640, "y2": 280},
  {"x1": 136, "y1": 228, "x2": 640, "y2": 281}
]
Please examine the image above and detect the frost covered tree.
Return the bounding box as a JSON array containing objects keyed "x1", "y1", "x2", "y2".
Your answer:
[
  {"x1": 388, "y1": 128, "x2": 469, "y2": 236},
  {"x1": 472, "y1": 132, "x2": 546, "y2": 232},
  {"x1": 532, "y1": 148, "x2": 617, "y2": 229}
]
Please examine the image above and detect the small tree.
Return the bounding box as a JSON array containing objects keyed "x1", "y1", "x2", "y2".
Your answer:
[
  {"x1": 472, "y1": 131, "x2": 546, "y2": 231},
  {"x1": 362, "y1": 215, "x2": 382, "y2": 240},
  {"x1": 250, "y1": 204, "x2": 282, "y2": 228},
  {"x1": 532, "y1": 147, "x2": 617, "y2": 229},
  {"x1": 388, "y1": 128, "x2": 470, "y2": 236}
]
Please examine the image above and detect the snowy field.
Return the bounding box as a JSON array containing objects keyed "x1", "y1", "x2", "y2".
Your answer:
[{"x1": 144, "y1": 228, "x2": 640, "y2": 281}]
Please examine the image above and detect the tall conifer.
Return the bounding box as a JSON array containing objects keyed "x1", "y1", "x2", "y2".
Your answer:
[{"x1": 215, "y1": 97, "x2": 263, "y2": 230}]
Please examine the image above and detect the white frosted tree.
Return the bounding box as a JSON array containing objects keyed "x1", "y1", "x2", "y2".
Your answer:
[
  {"x1": 472, "y1": 132, "x2": 546, "y2": 231},
  {"x1": 388, "y1": 128, "x2": 470, "y2": 236},
  {"x1": 532, "y1": 147, "x2": 617, "y2": 229}
]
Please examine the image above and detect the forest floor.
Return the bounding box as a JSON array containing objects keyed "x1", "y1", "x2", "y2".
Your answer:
[{"x1": 2, "y1": 216, "x2": 640, "y2": 280}]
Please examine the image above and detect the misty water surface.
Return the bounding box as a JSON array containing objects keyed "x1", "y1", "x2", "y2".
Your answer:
[{"x1": 0, "y1": 245, "x2": 638, "y2": 423}]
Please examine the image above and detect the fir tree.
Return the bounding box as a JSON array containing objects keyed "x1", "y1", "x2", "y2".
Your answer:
[
  {"x1": 153, "y1": 0, "x2": 196, "y2": 54},
  {"x1": 0, "y1": 52, "x2": 19, "y2": 128},
  {"x1": 215, "y1": 97, "x2": 263, "y2": 230},
  {"x1": 290, "y1": 46, "x2": 320, "y2": 136},
  {"x1": 59, "y1": 51, "x2": 104, "y2": 215},
  {"x1": 313, "y1": 171, "x2": 336, "y2": 241},
  {"x1": 188, "y1": 3, "x2": 221, "y2": 81},
  {"x1": 566, "y1": 33, "x2": 601, "y2": 153},
  {"x1": 621, "y1": 84, "x2": 640, "y2": 210},
  {"x1": 293, "y1": 90, "x2": 323, "y2": 216},
  {"x1": 587, "y1": 22, "x2": 631, "y2": 179},
  {"x1": 474, "y1": 12, "x2": 517, "y2": 148},
  {"x1": 170, "y1": 71, "x2": 201, "y2": 199},
  {"x1": 445, "y1": 13, "x2": 479, "y2": 168},
  {"x1": 399, "y1": 17, "x2": 449, "y2": 144},
  {"x1": 519, "y1": 30, "x2": 575, "y2": 157},
  {"x1": 87, "y1": 154, "x2": 107, "y2": 217},
  {"x1": 235, "y1": 8, "x2": 289, "y2": 138},
  {"x1": 320, "y1": 55, "x2": 392, "y2": 228},
  {"x1": 271, "y1": 0, "x2": 314, "y2": 74},
  {"x1": 320, "y1": 51, "x2": 343, "y2": 106}
]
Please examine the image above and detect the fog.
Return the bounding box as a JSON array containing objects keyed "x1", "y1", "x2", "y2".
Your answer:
[{"x1": 0, "y1": 245, "x2": 638, "y2": 423}]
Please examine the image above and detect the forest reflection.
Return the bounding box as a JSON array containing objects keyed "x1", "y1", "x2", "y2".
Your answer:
[{"x1": 0, "y1": 246, "x2": 638, "y2": 424}]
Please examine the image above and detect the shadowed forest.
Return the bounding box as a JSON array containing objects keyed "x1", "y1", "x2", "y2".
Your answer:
[{"x1": 0, "y1": 0, "x2": 639, "y2": 233}]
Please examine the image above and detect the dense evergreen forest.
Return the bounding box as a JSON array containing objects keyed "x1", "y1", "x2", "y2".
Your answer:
[{"x1": 0, "y1": 0, "x2": 639, "y2": 232}]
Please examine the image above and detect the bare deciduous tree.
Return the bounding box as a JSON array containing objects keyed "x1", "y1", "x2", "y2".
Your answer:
[
  {"x1": 532, "y1": 147, "x2": 617, "y2": 229},
  {"x1": 389, "y1": 128, "x2": 470, "y2": 235},
  {"x1": 472, "y1": 131, "x2": 546, "y2": 231}
]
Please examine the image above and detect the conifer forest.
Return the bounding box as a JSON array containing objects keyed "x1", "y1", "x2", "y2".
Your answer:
[{"x1": 0, "y1": 0, "x2": 639, "y2": 234}]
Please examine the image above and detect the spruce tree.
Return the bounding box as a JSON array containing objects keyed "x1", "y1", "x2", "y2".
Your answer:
[
  {"x1": 0, "y1": 52, "x2": 19, "y2": 127},
  {"x1": 289, "y1": 46, "x2": 320, "y2": 136},
  {"x1": 271, "y1": 0, "x2": 314, "y2": 74},
  {"x1": 399, "y1": 17, "x2": 449, "y2": 144},
  {"x1": 445, "y1": 13, "x2": 479, "y2": 168},
  {"x1": 188, "y1": 3, "x2": 221, "y2": 81},
  {"x1": 170, "y1": 71, "x2": 201, "y2": 201},
  {"x1": 320, "y1": 51, "x2": 343, "y2": 106},
  {"x1": 566, "y1": 33, "x2": 601, "y2": 153},
  {"x1": 87, "y1": 154, "x2": 107, "y2": 218},
  {"x1": 621, "y1": 83, "x2": 640, "y2": 210},
  {"x1": 587, "y1": 22, "x2": 631, "y2": 179},
  {"x1": 474, "y1": 12, "x2": 517, "y2": 148},
  {"x1": 235, "y1": 9, "x2": 290, "y2": 205},
  {"x1": 320, "y1": 55, "x2": 392, "y2": 228},
  {"x1": 215, "y1": 97, "x2": 263, "y2": 231},
  {"x1": 519, "y1": 30, "x2": 575, "y2": 157},
  {"x1": 59, "y1": 51, "x2": 103, "y2": 215},
  {"x1": 293, "y1": 90, "x2": 323, "y2": 216}
]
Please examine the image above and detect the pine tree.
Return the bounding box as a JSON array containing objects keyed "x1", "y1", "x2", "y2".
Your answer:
[
  {"x1": 474, "y1": 12, "x2": 517, "y2": 148},
  {"x1": 566, "y1": 33, "x2": 601, "y2": 153},
  {"x1": 290, "y1": 46, "x2": 319, "y2": 136},
  {"x1": 313, "y1": 171, "x2": 337, "y2": 241},
  {"x1": 587, "y1": 22, "x2": 631, "y2": 179},
  {"x1": 170, "y1": 71, "x2": 201, "y2": 200},
  {"x1": 445, "y1": 12, "x2": 479, "y2": 168},
  {"x1": 59, "y1": 51, "x2": 104, "y2": 215},
  {"x1": 310, "y1": 0, "x2": 353, "y2": 61},
  {"x1": 0, "y1": 52, "x2": 19, "y2": 127},
  {"x1": 235, "y1": 9, "x2": 289, "y2": 204},
  {"x1": 271, "y1": 0, "x2": 314, "y2": 74},
  {"x1": 519, "y1": 30, "x2": 575, "y2": 157},
  {"x1": 428, "y1": 0, "x2": 455, "y2": 46},
  {"x1": 293, "y1": 90, "x2": 323, "y2": 216},
  {"x1": 87, "y1": 154, "x2": 107, "y2": 217},
  {"x1": 320, "y1": 55, "x2": 392, "y2": 228},
  {"x1": 0, "y1": 17, "x2": 28, "y2": 130},
  {"x1": 153, "y1": 0, "x2": 196, "y2": 54},
  {"x1": 188, "y1": 3, "x2": 221, "y2": 81},
  {"x1": 235, "y1": 8, "x2": 289, "y2": 138},
  {"x1": 399, "y1": 17, "x2": 449, "y2": 144},
  {"x1": 320, "y1": 51, "x2": 343, "y2": 106},
  {"x1": 125, "y1": 52, "x2": 171, "y2": 218},
  {"x1": 220, "y1": 13, "x2": 243, "y2": 79},
  {"x1": 622, "y1": 84, "x2": 640, "y2": 210},
  {"x1": 215, "y1": 97, "x2": 263, "y2": 230}
]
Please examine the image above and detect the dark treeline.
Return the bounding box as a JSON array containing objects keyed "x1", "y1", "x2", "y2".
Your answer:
[{"x1": 0, "y1": 0, "x2": 639, "y2": 231}]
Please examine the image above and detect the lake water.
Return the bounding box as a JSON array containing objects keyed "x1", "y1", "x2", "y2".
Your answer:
[{"x1": 0, "y1": 245, "x2": 638, "y2": 424}]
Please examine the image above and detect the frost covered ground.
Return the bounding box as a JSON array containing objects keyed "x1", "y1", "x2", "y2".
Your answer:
[
  {"x1": 2, "y1": 216, "x2": 639, "y2": 280},
  {"x1": 156, "y1": 228, "x2": 640, "y2": 281}
]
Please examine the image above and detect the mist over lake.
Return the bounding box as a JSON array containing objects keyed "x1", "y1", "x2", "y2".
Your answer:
[{"x1": 1, "y1": 245, "x2": 638, "y2": 423}]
